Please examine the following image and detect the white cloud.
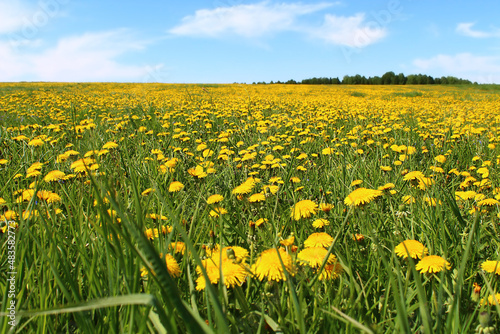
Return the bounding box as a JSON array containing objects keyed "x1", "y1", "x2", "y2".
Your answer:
[
  {"x1": 0, "y1": 29, "x2": 160, "y2": 82},
  {"x1": 413, "y1": 53, "x2": 500, "y2": 83},
  {"x1": 0, "y1": 0, "x2": 34, "y2": 34},
  {"x1": 169, "y1": 1, "x2": 386, "y2": 47},
  {"x1": 456, "y1": 22, "x2": 500, "y2": 38},
  {"x1": 169, "y1": 2, "x2": 333, "y2": 38},
  {"x1": 0, "y1": 0, "x2": 67, "y2": 36},
  {"x1": 310, "y1": 13, "x2": 387, "y2": 47}
]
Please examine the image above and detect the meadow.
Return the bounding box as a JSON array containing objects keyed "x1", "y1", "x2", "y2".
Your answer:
[{"x1": 1, "y1": 82, "x2": 500, "y2": 333}]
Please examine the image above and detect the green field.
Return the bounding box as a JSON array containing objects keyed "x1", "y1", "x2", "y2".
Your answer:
[{"x1": 1, "y1": 83, "x2": 500, "y2": 333}]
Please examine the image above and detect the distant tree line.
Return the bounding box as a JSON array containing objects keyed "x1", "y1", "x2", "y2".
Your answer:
[{"x1": 253, "y1": 71, "x2": 474, "y2": 85}]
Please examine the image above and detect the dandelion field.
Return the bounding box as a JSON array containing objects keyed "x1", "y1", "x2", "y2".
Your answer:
[{"x1": 1, "y1": 82, "x2": 500, "y2": 333}]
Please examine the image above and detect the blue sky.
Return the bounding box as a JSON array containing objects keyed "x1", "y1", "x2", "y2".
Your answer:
[{"x1": 1, "y1": 0, "x2": 499, "y2": 83}]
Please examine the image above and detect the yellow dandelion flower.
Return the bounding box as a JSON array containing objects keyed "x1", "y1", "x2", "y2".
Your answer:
[
  {"x1": 71, "y1": 158, "x2": 95, "y2": 173},
  {"x1": 319, "y1": 203, "x2": 333, "y2": 212},
  {"x1": 251, "y1": 248, "x2": 295, "y2": 282},
  {"x1": 417, "y1": 177, "x2": 434, "y2": 190},
  {"x1": 26, "y1": 170, "x2": 42, "y2": 178},
  {"x1": 394, "y1": 240, "x2": 428, "y2": 259},
  {"x1": 434, "y1": 155, "x2": 446, "y2": 163},
  {"x1": 252, "y1": 218, "x2": 267, "y2": 227},
  {"x1": 44, "y1": 170, "x2": 66, "y2": 182},
  {"x1": 17, "y1": 189, "x2": 35, "y2": 202},
  {"x1": 65, "y1": 150, "x2": 80, "y2": 157},
  {"x1": 169, "y1": 241, "x2": 186, "y2": 255},
  {"x1": 168, "y1": 181, "x2": 184, "y2": 192},
  {"x1": 158, "y1": 164, "x2": 168, "y2": 174},
  {"x1": 318, "y1": 262, "x2": 343, "y2": 280},
  {"x1": 298, "y1": 247, "x2": 336, "y2": 268},
  {"x1": 207, "y1": 194, "x2": 224, "y2": 204},
  {"x1": 28, "y1": 138, "x2": 44, "y2": 147},
  {"x1": 280, "y1": 235, "x2": 295, "y2": 247},
  {"x1": 196, "y1": 256, "x2": 248, "y2": 291},
  {"x1": 455, "y1": 191, "x2": 476, "y2": 201},
  {"x1": 350, "y1": 179, "x2": 363, "y2": 187},
  {"x1": 269, "y1": 176, "x2": 283, "y2": 184},
  {"x1": 141, "y1": 188, "x2": 155, "y2": 196},
  {"x1": 415, "y1": 255, "x2": 451, "y2": 274},
  {"x1": 290, "y1": 200, "x2": 317, "y2": 220},
  {"x1": 477, "y1": 167, "x2": 489, "y2": 177},
  {"x1": 0, "y1": 221, "x2": 17, "y2": 234},
  {"x1": 145, "y1": 213, "x2": 167, "y2": 221},
  {"x1": 162, "y1": 225, "x2": 173, "y2": 234},
  {"x1": 188, "y1": 165, "x2": 207, "y2": 178},
  {"x1": 406, "y1": 146, "x2": 417, "y2": 155},
  {"x1": 296, "y1": 153, "x2": 307, "y2": 160},
  {"x1": 209, "y1": 206, "x2": 227, "y2": 217},
  {"x1": 2, "y1": 210, "x2": 18, "y2": 221},
  {"x1": 164, "y1": 254, "x2": 181, "y2": 278},
  {"x1": 322, "y1": 147, "x2": 335, "y2": 155},
  {"x1": 56, "y1": 153, "x2": 69, "y2": 163},
  {"x1": 196, "y1": 143, "x2": 207, "y2": 151},
  {"x1": 248, "y1": 192, "x2": 266, "y2": 203},
  {"x1": 12, "y1": 135, "x2": 29, "y2": 141},
  {"x1": 145, "y1": 228, "x2": 160, "y2": 240},
  {"x1": 98, "y1": 149, "x2": 109, "y2": 156},
  {"x1": 262, "y1": 185, "x2": 279, "y2": 195},
  {"x1": 312, "y1": 218, "x2": 329, "y2": 228},
  {"x1": 210, "y1": 246, "x2": 250, "y2": 263},
  {"x1": 430, "y1": 166, "x2": 445, "y2": 174},
  {"x1": 481, "y1": 293, "x2": 500, "y2": 306},
  {"x1": 423, "y1": 196, "x2": 441, "y2": 206},
  {"x1": 27, "y1": 162, "x2": 43, "y2": 173},
  {"x1": 475, "y1": 194, "x2": 486, "y2": 202},
  {"x1": 164, "y1": 158, "x2": 178, "y2": 168},
  {"x1": 102, "y1": 141, "x2": 118, "y2": 149},
  {"x1": 402, "y1": 195, "x2": 415, "y2": 204},
  {"x1": 481, "y1": 260, "x2": 500, "y2": 275},
  {"x1": 232, "y1": 177, "x2": 256, "y2": 195},
  {"x1": 344, "y1": 188, "x2": 382, "y2": 206},
  {"x1": 304, "y1": 232, "x2": 334, "y2": 248},
  {"x1": 403, "y1": 171, "x2": 425, "y2": 181},
  {"x1": 39, "y1": 191, "x2": 61, "y2": 203},
  {"x1": 378, "y1": 183, "x2": 395, "y2": 191},
  {"x1": 353, "y1": 233, "x2": 365, "y2": 242},
  {"x1": 478, "y1": 198, "x2": 499, "y2": 206}
]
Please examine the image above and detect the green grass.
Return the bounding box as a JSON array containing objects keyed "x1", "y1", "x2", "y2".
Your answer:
[
  {"x1": 390, "y1": 91, "x2": 424, "y2": 98},
  {"x1": 349, "y1": 91, "x2": 366, "y2": 97}
]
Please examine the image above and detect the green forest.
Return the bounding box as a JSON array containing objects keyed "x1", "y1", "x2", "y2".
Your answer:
[{"x1": 255, "y1": 71, "x2": 474, "y2": 85}]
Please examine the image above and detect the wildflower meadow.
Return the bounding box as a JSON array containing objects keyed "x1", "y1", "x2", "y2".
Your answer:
[{"x1": 2, "y1": 82, "x2": 500, "y2": 333}]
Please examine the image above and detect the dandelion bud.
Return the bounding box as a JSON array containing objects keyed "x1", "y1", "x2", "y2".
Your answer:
[
  {"x1": 247, "y1": 223, "x2": 256, "y2": 244},
  {"x1": 472, "y1": 283, "x2": 481, "y2": 302},
  {"x1": 209, "y1": 230, "x2": 216, "y2": 249},
  {"x1": 353, "y1": 233, "x2": 365, "y2": 242},
  {"x1": 342, "y1": 286, "x2": 350, "y2": 299},
  {"x1": 479, "y1": 311, "x2": 490, "y2": 328},
  {"x1": 226, "y1": 247, "x2": 236, "y2": 260},
  {"x1": 265, "y1": 281, "x2": 274, "y2": 294}
]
